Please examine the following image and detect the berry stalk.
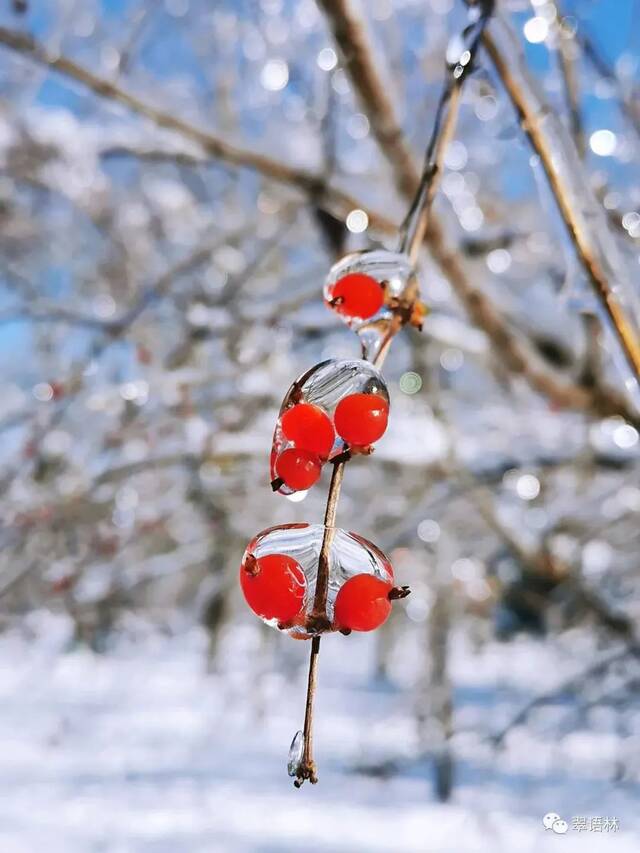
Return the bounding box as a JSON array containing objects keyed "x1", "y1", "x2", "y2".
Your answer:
[
  {"x1": 307, "y1": 458, "x2": 346, "y2": 633},
  {"x1": 292, "y1": 461, "x2": 344, "y2": 787},
  {"x1": 294, "y1": 635, "x2": 321, "y2": 787},
  {"x1": 293, "y1": 0, "x2": 496, "y2": 789},
  {"x1": 293, "y1": 347, "x2": 390, "y2": 787}
]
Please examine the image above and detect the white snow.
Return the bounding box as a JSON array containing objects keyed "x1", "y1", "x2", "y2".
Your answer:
[{"x1": 0, "y1": 613, "x2": 638, "y2": 852}]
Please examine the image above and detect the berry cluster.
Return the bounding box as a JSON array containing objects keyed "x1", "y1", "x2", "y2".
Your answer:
[
  {"x1": 238, "y1": 523, "x2": 408, "y2": 637},
  {"x1": 241, "y1": 553, "x2": 397, "y2": 633},
  {"x1": 270, "y1": 359, "x2": 390, "y2": 496},
  {"x1": 240, "y1": 262, "x2": 412, "y2": 635},
  {"x1": 238, "y1": 250, "x2": 416, "y2": 785}
]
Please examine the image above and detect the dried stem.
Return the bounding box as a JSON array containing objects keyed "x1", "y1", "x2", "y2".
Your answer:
[
  {"x1": 483, "y1": 19, "x2": 640, "y2": 392},
  {"x1": 401, "y1": 0, "x2": 495, "y2": 262},
  {"x1": 308, "y1": 459, "x2": 346, "y2": 632},
  {"x1": 295, "y1": 635, "x2": 321, "y2": 786},
  {"x1": 401, "y1": 85, "x2": 462, "y2": 264}
]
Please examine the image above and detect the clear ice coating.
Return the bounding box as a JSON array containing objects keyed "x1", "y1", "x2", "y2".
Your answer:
[
  {"x1": 487, "y1": 11, "x2": 640, "y2": 410},
  {"x1": 270, "y1": 358, "x2": 390, "y2": 496},
  {"x1": 445, "y1": 0, "x2": 493, "y2": 80},
  {"x1": 240, "y1": 523, "x2": 394, "y2": 638},
  {"x1": 323, "y1": 249, "x2": 418, "y2": 360}
]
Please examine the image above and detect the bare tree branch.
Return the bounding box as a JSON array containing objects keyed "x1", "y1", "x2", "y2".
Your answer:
[
  {"x1": 0, "y1": 26, "x2": 371, "y2": 223},
  {"x1": 0, "y1": 24, "x2": 636, "y2": 427},
  {"x1": 313, "y1": 4, "x2": 640, "y2": 425},
  {"x1": 483, "y1": 16, "x2": 640, "y2": 391}
]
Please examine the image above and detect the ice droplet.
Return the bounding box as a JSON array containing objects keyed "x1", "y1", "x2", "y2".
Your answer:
[{"x1": 287, "y1": 730, "x2": 304, "y2": 776}]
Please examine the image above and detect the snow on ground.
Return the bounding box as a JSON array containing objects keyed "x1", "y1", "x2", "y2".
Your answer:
[{"x1": 0, "y1": 612, "x2": 638, "y2": 852}]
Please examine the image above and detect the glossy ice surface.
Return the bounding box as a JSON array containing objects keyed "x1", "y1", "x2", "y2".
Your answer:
[
  {"x1": 240, "y1": 523, "x2": 394, "y2": 637},
  {"x1": 324, "y1": 249, "x2": 419, "y2": 360},
  {"x1": 270, "y1": 359, "x2": 389, "y2": 495},
  {"x1": 324, "y1": 249, "x2": 414, "y2": 322}
]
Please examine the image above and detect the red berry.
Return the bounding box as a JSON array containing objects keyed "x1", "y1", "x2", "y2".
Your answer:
[
  {"x1": 334, "y1": 393, "x2": 389, "y2": 446},
  {"x1": 281, "y1": 403, "x2": 335, "y2": 457},
  {"x1": 275, "y1": 447, "x2": 322, "y2": 491},
  {"x1": 328, "y1": 273, "x2": 384, "y2": 319},
  {"x1": 334, "y1": 574, "x2": 392, "y2": 632},
  {"x1": 240, "y1": 553, "x2": 306, "y2": 622}
]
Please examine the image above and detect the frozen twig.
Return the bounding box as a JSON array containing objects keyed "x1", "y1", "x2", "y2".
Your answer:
[
  {"x1": 492, "y1": 644, "x2": 640, "y2": 745},
  {"x1": 0, "y1": 225, "x2": 251, "y2": 499},
  {"x1": 316, "y1": 0, "x2": 418, "y2": 198},
  {"x1": 483, "y1": 15, "x2": 640, "y2": 403},
  {"x1": 293, "y1": 463, "x2": 346, "y2": 783},
  {"x1": 436, "y1": 398, "x2": 637, "y2": 645},
  {"x1": 536, "y1": 3, "x2": 639, "y2": 244},
  {"x1": 294, "y1": 0, "x2": 494, "y2": 790},
  {"x1": 0, "y1": 26, "x2": 376, "y2": 228},
  {"x1": 114, "y1": 1, "x2": 152, "y2": 80},
  {"x1": 294, "y1": 635, "x2": 321, "y2": 786},
  {"x1": 294, "y1": 330, "x2": 394, "y2": 787},
  {"x1": 400, "y1": 0, "x2": 495, "y2": 263},
  {"x1": 314, "y1": 6, "x2": 639, "y2": 424}
]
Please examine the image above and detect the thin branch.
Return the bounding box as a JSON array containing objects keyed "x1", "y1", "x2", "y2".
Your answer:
[
  {"x1": 400, "y1": 0, "x2": 495, "y2": 262},
  {"x1": 308, "y1": 459, "x2": 345, "y2": 632},
  {"x1": 115, "y1": 1, "x2": 152, "y2": 80},
  {"x1": 294, "y1": 332, "x2": 398, "y2": 787},
  {"x1": 100, "y1": 144, "x2": 208, "y2": 168},
  {"x1": 295, "y1": 635, "x2": 321, "y2": 786},
  {"x1": 316, "y1": 0, "x2": 419, "y2": 198},
  {"x1": 401, "y1": 86, "x2": 462, "y2": 264},
  {"x1": 293, "y1": 2, "x2": 495, "y2": 787},
  {"x1": 492, "y1": 644, "x2": 640, "y2": 745},
  {"x1": 0, "y1": 228, "x2": 245, "y2": 499},
  {"x1": 0, "y1": 559, "x2": 39, "y2": 600},
  {"x1": 313, "y1": 6, "x2": 638, "y2": 424},
  {"x1": 431, "y1": 229, "x2": 640, "y2": 429},
  {"x1": 483, "y1": 16, "x2": 640, "y2": 394},
  {"x1": 0, "y1": 305, "x2": 115, "y2": 330}
]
